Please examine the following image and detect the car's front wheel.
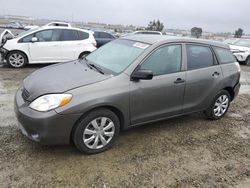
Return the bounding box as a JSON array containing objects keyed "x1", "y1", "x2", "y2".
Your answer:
[
  {"x1": 6, "y1": 51, "x2": 28, "y2": 68},
  {"x1": 73, "y1": 109, "x2": 120, "y2": 154},
  {"x1": 205, "y1": 90, "x2": 231, "y2": 120}
]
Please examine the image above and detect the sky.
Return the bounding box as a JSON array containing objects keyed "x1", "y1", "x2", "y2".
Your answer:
[{"x1": 1, "y1": 0, "x2": 250, "y2": 33}]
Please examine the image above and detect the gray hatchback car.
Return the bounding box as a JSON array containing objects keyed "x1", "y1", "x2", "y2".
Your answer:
[{"x1": 15, "y1": 35, "x2": 241, "y2": 154}]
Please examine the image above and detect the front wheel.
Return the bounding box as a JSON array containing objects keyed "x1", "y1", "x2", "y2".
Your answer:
[
  {"x1": 73, "y1": 109, "x2": 120, "y2": 154},
  {"x1": 6, "y1": 51, "x2": 28, "y2": 68},
  {"x1": 205, "y1": 90, "x2": 231, "y2": 120}
]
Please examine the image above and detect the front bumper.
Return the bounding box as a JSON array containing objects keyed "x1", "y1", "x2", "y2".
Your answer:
[
  {"x1": 14, "y1": 87, "x2": 81, "y2": 145},
  {"x1": 232, "y1": 52, "x2": 249, "y2": 62},
  {"x1": 0, "y1": 47, "x2": 8, "y2": 61}
]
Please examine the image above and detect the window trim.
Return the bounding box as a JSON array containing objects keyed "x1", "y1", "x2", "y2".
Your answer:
[
  {"x1": 184, "y1": 43, "x2": 218, "y2": 71},
  {"x1": 132, "y1": 43, "x2": 184, "y2": 78}
]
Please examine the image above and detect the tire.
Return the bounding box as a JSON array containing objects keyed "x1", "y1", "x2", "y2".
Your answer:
[
  {"x1": 245, "y1": 56, "x2": 250, "y2": 65},
  {"x1": 73, "y1": 108, "x2": 120, "y2": 154},
  {"x1": 205, "y1": 90, "x2": 231, "y2": 120},
  {"x1": 79, "y1": 52, "x2": 90, "y2": 59},
  {"x1": 6, "y1": 51, "x2": 28, "y2": 68}
]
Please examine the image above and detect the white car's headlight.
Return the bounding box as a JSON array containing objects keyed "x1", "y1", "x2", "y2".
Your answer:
[{"x1": 29, "y1": 94, "x2": 72, "y2": 112}]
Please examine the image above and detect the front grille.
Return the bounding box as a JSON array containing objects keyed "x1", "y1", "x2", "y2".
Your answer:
[{"x1": 22, "y1": 88, "x2": 30, "y2": 101}]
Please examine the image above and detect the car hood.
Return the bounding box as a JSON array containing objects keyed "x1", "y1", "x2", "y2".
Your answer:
[
  {"x1": 0, "y1": 29, "x2": 14, "y2": 47},
  {"x1": 23, "y1": 60, "x2": 109, "y2": 101},
  {"x1": 229, "y1": 45, "x2": 250, "y2": 53}
]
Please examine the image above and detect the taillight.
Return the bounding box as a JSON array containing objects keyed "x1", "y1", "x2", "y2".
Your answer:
[
  {"x1": 235, "y1": 62, "x2": 241, "y2": 72},
  {"x1": 92, "y1": 41, "x2": 97, "y2": 47}
]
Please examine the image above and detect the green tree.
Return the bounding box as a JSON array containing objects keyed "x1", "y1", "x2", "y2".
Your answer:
[
  {"x1": 234, "y1": 28, "x2": 243, "y2": 38},
  {"x1": 191, "y1": 27, "x2": 203, "y2": 38},
  {"x1": 146, "y1": 20, "x2": 164, "y2": 31}
]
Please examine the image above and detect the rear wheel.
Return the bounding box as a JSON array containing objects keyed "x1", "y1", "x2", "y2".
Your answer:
[
  {"x1": 73, "y1": 109, "x2": 120, "y2": 154},
  {"x1": 205, "y1": 90, "x2": 231, "y2": 120},
  {"x1": 7, "y1": 51, "x2": 28, "y2": 68}
]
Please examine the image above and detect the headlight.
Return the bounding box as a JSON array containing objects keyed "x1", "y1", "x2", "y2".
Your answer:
[{"x1": 29, "y1": 94, "x2": 72, "y2": 112}]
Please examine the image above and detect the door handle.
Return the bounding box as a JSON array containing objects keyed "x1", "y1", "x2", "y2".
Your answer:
[
  {"x1": 212, "y1": 71, "x2": 220, "y2": 76},
  {"x1": 174, "y1": 78, "x2": 185, "y2": 84}
]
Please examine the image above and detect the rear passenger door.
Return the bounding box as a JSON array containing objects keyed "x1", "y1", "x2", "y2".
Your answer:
[
  {"x1": 183, "y1": 44, "x2": 223, "y2": 113},
  {"x1": 60, "y1": 29, "x2": 83, "y2": 61}
]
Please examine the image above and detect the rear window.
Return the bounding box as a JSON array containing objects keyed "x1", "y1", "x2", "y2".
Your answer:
[
  {"x1": 214, "y1": 47, "x2": 236, "y2": 64},
  {"x1": 186, "y1": 44, "x2": 214, "y2": 70},
  {"x1": 61, "y1": 29, "x2": 79, "y2": 41},
  {"x1": 78, "y1": 31, "x2": 89, "y2": 40}
]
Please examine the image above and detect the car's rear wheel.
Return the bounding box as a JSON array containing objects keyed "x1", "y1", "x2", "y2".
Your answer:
[
  {"x1": 73, "y1": 109, "x2": 120, "y2": 154},
  {"x1": 205, "y1": 90, "x2": 231, "y2": 120},
  {"x1": 245, "y1": 56, "x2": 250, "y2": 65},
  {"x1": 7, "y1": 51, "x2": 28, "y2": 68},
  {"x1": 79, "y1": 51, "x2": 90, "y2": 59}
]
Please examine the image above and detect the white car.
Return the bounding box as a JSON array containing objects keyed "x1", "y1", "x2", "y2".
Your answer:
[
  {"x1": 0, "y1": 25, "x2": 97, "y2": 68},
  {"x1": 229, "y1": 39, "x2": 250, "y2": 65}
]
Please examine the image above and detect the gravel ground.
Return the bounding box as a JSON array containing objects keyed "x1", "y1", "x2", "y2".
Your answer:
[{"x1": 0, "y1": 63, "x2": 250, "y2": 188}]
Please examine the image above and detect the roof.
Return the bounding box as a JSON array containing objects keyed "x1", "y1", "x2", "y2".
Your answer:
[{"x1": 122, "y1": 35, "x2": 229, "y2": 48}]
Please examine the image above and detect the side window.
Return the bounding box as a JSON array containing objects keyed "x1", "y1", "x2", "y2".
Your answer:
[
  {"x1": 51, "y1": 30, "x2": 62, "y2": 41},
  {"x1": 21, "y1": 34, "x2": 34, "y2": 42},
  {"x1": 78, "y1": 31, "x2": 89, "y2": 40},
  {"x1": 99, "y1": 32, "x2": 112, "y2": 39},
  {"x1": 214, "y1": 47, "x2": 236, "y2": 64},
  {"x1": 186, "y1": 44, "x2": 214, "y2": 70},
  {"x1": 35, "y1": 30, "x2": 53, "y2": 42},
  {"x1": 140, "y1": 44, "x2": 182, "y2": 76},
  {"x1": 61, "y1": 29, "x2": 79, "y2": 41},
  {"x1": 93, "y1": 32, "x2": 99, "y2": 38}
]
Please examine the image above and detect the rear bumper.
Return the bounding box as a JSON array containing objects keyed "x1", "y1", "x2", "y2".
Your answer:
[
  {"x1": 233, "y1": 82, "x2": 240, "y2": 99},
  {"x1": 14, "y1": 87, "x2": 81, "y2": 145}
]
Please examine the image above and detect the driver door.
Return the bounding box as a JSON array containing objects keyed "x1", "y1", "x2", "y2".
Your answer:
[
  {"x1": 28, "y1": 29, "x2": 62, "y2": 63},
  {"x1": 130, "y1": 44, "x2": 186, "y2": 125}
]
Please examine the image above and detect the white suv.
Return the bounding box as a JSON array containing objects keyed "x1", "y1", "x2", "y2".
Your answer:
[
  {"x1": 229, "y1": 39, "x2": 250, "y2": 65},
  {"x1": 0, "y1": 26, "x2": 97, "y2": 68}
]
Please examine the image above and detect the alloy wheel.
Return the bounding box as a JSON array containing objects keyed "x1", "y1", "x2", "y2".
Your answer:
[
  {"x1": 213, "y1": 95, "x2": 229, "y2": 117},
  {"x1": 83, "y1": 117, "x2": 115, "y2": 149},
  {"x1": 9, "y1": 54, "x2": 25, "y2": 68}
]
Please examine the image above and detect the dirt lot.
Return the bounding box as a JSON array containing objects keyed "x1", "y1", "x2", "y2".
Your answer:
[{"x1": 0, "y1": 64, "x2": 250, "y2": 188}]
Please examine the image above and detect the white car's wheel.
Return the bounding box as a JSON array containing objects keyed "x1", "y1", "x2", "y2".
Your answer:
[{"x1": 7, "y1": 51, "x2": 28, "y2": 68}]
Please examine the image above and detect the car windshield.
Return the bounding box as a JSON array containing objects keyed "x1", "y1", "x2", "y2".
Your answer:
[
  {"x1": 234, "y1": 39, "x2": 250, "y2": 48},
  {"x1": 16, "y1": 27, "x2": 39, "y2": 38},
  {"x1": 86, "y1": 40, "x2": 149, "y2": 74}
]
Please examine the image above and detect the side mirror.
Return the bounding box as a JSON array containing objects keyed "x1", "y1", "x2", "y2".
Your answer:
[
  {"x1": 131, "y1": 69, "x2": 153, "y2": 81},
  {"x1": 31, "y1": 37, "x2": 38, "y2": 43}
]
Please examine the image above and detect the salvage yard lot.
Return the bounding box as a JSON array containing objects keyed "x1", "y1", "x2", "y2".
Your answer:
[{"x1": 0, "y1": 64, "x2": 250, "y2": 187}]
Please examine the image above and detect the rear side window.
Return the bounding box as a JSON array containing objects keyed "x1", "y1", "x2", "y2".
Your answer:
[
  {"x1": 78, "y1": 31, "x2": 89, "y2": 40},
  {"x1": 214, "y1": 47, "x2": 236, "y2": 64},
  {"x1": 186, "y1": 44, "x2": 214, "y2": 70},
  {"x1": 61, "y1": 29, "x2": 79, "y2": 41}
]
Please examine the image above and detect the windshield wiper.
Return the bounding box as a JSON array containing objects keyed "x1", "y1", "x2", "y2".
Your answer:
[
  {"x1": 83, "y1": 58, "x2": 104, "y2": 74},
  {"x1": 89, "y1": 63, "x2": 104, "y2": 74}
]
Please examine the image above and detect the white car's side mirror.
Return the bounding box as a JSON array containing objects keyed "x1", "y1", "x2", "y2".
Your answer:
[{"x1": 31, "y1": 37, "x2": 38, "y2": 43}]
